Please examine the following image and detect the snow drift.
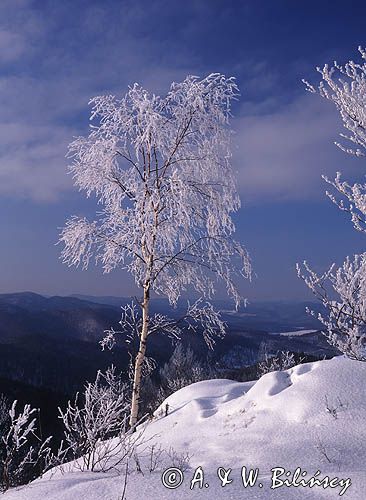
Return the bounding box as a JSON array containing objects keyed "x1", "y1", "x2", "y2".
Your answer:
[{"x1": 5, "y1": 356, "x2": 366, "y2": 499}]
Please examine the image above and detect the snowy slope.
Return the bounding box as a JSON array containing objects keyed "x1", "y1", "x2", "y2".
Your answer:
[{"x1": 5, "y1": 356, "x2": 366, "y2": 499}]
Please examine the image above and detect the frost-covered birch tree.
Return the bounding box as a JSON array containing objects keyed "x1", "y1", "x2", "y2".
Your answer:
[
  {"x1": 59, "y1": 74, "x2": 251, "y2": 427},
  {"x1": 298, "y1": 47, "x2": 366, "y2": 360}
]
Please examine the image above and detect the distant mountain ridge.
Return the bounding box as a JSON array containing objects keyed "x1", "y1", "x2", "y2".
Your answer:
[
  {"x1": 0, "y1": 291, "x2": 119, "y2": 343},
  {"x1": 0, "y1": 291, "x2": 330, "y2": 388},
  {"x1": 70, "y1": 293, "x2": 324, "y2": 332},
  {"x1": 0, "y1": 291, "x2": 325, "y2": 337},
  {"x1": 70, "y1": 294, "x2": 131, "y2": 308},
  {"x1": 0, "y1": 291, "x2": 117, "y2": 312}
]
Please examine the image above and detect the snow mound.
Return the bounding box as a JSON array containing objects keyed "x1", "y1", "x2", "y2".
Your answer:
[{"x1": 5, "y1": 356, "x2": 366, "y2": 499}]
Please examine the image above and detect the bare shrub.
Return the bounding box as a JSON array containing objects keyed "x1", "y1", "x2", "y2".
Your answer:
[
  {"x1": 166, "y1": 446, "x2": 192, "y2": 472},
  {"x1": 257, "y1": 348, "x2": 300, "y2": 377},
  {"x1": 58, "y1": 366, "x2": 142, "y2": 472},
  {"x1": 0, "y1": 401, "x2": 52, "y2": 492}
]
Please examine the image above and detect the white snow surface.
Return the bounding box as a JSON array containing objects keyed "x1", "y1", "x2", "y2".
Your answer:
[
  {"x1": 269, "y1": 329, "x2": 318, "y2": 336},
  {"x1": 5, "y1": 356, "x2": 366, "y2": 499}
]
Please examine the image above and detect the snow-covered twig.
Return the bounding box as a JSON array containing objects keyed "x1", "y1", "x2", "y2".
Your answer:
[{"x1": 297, "y1": 257, "x2": 366, "y2": 361}]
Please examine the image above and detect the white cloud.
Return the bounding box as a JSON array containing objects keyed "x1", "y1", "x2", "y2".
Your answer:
[
  {"x1": 233, "y1": 94, "x2": 363, "y2": 204},
  {"x1": 0, "y1": 122, "x2": 73, "y2": 201},
  {"x1": 0, "y1": 29, "x2": 27, "y2": 62},
  {"x1": 0, "y1": 1, "x2": 358, "y2": 205},
  {"x1": 0, "y1": 2, "x2": 197, "y2": 202}
]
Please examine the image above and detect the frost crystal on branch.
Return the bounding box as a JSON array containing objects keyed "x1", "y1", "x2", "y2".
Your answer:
[
  {"x1": 101, "y1": 298, "x2": 226, "y2": 353},
  {"x1": 59, "y1": 73, "x2": 251, "y2": 307},
  {"x1": 298, "y1": 48, "x2": 366, "y2": 361},
  {"x1": 0, "y1": 401, "x2": 52, "y2": 492},
  {"x1": 322, "y1": 171, "x2": 366, "y2": 234},
  {"x1": 58, "y1": 366, "x2": 136, "y2": 472},
  {"x1": 303, "y1": 47, "x2": 366, "y2": 233},
  {"x1": 297, "y1": 257, "x2": 366, "y2": 361},
  {"x1": 303, "y1": 46, "x2": 366, "y2": 157}
]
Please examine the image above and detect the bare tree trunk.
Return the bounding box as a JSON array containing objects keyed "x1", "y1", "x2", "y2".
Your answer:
[{"x1": 129, "y1": 284, "x2": 150, "y2": 429}]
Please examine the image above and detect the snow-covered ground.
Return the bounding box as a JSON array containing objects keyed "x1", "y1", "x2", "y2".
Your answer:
[
  {"x1": 269, "y1": 329, "x2": 318, "y2": 336},
  {"x1": 5, "y1": 356, "x2": 366, "y2": 499}
]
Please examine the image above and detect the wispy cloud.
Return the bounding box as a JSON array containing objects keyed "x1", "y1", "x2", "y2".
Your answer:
[
  {"x1": 0, "y1": 122, "x2": 73, "y2": 201},
  {"x1": 0, "y1": 1, "x2": 196, "y2": 201},
  {"x1": 0, "y1": 29, "x2": 28, "y2": 62},
  {"x1": 0, "y1": 1, "x2": 360, "y2": 205},
  {"x1": 234, "y1": 94, "x2": 362, "y2": 204}
]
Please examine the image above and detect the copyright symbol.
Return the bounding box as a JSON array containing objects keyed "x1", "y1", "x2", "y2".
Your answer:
[{"x1": 161, "y1": 467, "x2": 184, "y2": 489}]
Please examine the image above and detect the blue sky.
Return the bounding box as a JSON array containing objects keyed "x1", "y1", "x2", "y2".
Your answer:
[{"x1": 0, "y1": 0, "x2": 366, "y2": 300}]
